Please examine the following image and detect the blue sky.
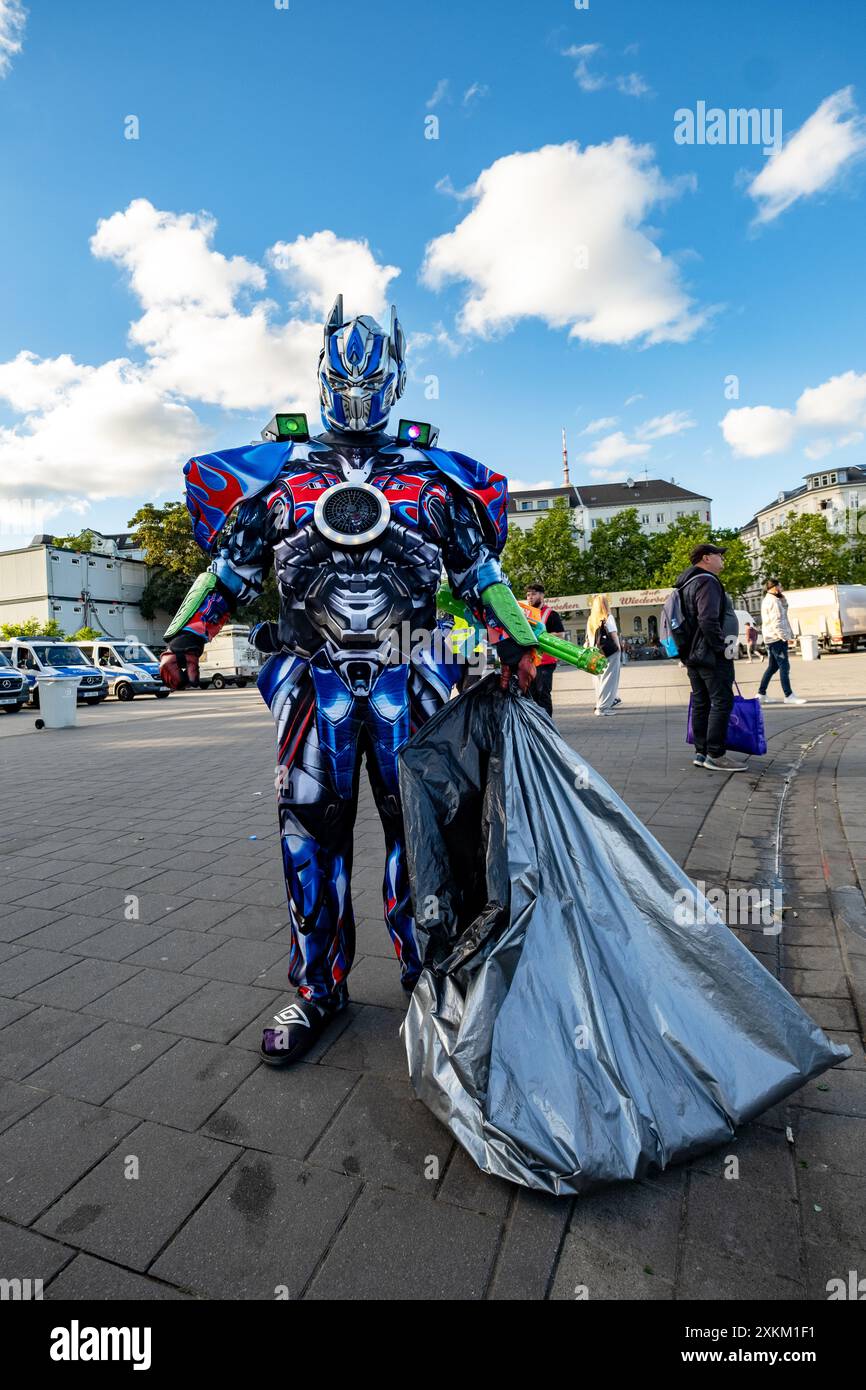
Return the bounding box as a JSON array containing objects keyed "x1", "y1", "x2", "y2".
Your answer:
[{"x1": 1, "y1": 0, "x2": 865, "y2": 542}]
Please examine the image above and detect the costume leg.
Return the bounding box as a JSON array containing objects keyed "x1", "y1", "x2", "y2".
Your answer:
[
  {"x1": 261, "y1": 652, "x2": 363, "y2": 1005},
  {"x1": 364, "y1": 664, "x2": 422, "y2": 988}
]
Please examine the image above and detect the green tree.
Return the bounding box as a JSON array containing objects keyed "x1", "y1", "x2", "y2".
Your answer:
[
  {"x1": 67, "y1": 626, "x2": 103, "y2": 642},
  {"x1": 0, "y1": 618, "x2": 66, "y2": 638},
  {"x1": 649, "y1": 518, "x2": 753, "y2": 599},
  {"x1": 759, "y1": 511, "x2": 852, "y2": 588},
  {"x1": 501, "y1": 498, "x2": 584, "y2": 597},
  {"x1": 51, "y1": 529, "x2": 95, "y2": 553},
  {"x1": 582, "y1": 509, "x2": 651, "y2": 592},
  {"x1": 129, "y1": 500, "x2": 279, "y2": 626}
]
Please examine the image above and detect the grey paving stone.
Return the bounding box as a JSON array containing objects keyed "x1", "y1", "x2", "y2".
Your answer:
[
  {"x1": 318, "y1": 1004, "x2": 407, "y2": 1076},
  {"x1": 0, "y1": 907, "x2": 57, "y2": 943},
  {"x1": 306, "y1": 1185, "x2": 500, "y2": 1300},
  {"x1": 203, "y1": 1061, "x2": 358, "y2": 1156},
  {"x1": 794, "y1": 1110, "x2": 866, "y2": 1178},
  {"x1": 154, "y1": 979, "x2": 280, "y2": 1043},
  {"x1": 687, "y1": 1123, "x2": 796, "y2": 1194},
  {"x1": 796, "y1": 996, "x2": 859, "y2": 1031},
  {"x1": 20, "y1": 959, "x2": 141, "y2": 1011},
  {"x1": 802, "y1": 1237, "x2": 866, "y2": 1301},
  {"x1": 550, "y1": 1233, "x2": 674, "y2": 1300},
  {"x1": 123, "y1": 929, "x2": 223, "y2": 972},
  {"x1": 25, "y1": 1021, "x2": 178, "y2": 1105},
  {"x1": 799, "y1": 1168, "x2": 866, "y2": 1254},
  {"x1": 351, "y1": 919, "x2": 396, "y2": 960},
  {"x1": 184, "y1": 874, "x2": 249, "y2": 902},
  {"x1": 308, "y1": 1074, "x2": 451, "y2": 1191},
  {"x1": 0, "y1": 1095, "x2": 137, "y2": 1224},
  {"x1": 187, "y1": 938, "x2": 288, "y2": 985},
  {"x1": 0, "y1": 995, "x2": 33, "y2": 1029},
  {"x1": 68, "y1": 887, "x2": 189, "y2": 926},
  {"x1": 82, "y1": 969, "x2": 204, "y2": 1026},
  {"x1": 436, "y1": 1145, "x2": 512, "y2": 1220},
  {"x1": 790, "y1": 1068, "x2": 866, "y2": 1118},
  {"x1": 68, "y1": 921, "x2": 171, "y2": 961},
  {"x1": 44, "y1": 1253, "x2": 193, "y2": 1300},
  {"x1": 682, "y1": 1170, "x2": 802, "y2": 1287},
  {"x1": 149, "y1": 898, "x2": 241, "y2": 933},
  {"x1": 12, "y1": 882, "x2": 87, "y2": 911},
  {"x1": 151, "y1": 1152, "x2": 358, "y2": 1299},
  {"x1": 36, "y1": 1121, "x2": 238, "y2": 1272},
  {"x1": 564, "y1": 1178, "x2": 681, "y2": 1283},
  {"x1": 110, "y1": 1039, "x2": 259, "y2": 1131},
  {"x1": 0, "y1": 1219, "x2": 74, "y2": 1285},
  {"x1": 0, "y1": 1079, "x2": 50, "y2": 1135},
  {"x1": 0, "y1": 948, "x2": 77, "y2": 995},
  {"x1": 15, "y1": 914, "x2": 117, "y2": 953},
  {"x1": 345, "y1": 954, "x2": 410, "y2": 1009},
  {"x1": 781, "y1": 968, "x2": 850, "y2": 997},
  {"x1": 198, "y1": 906, "x2": 287, "y2": 942},
  {"x1": 0, "y1": 1005, "x2": 101, "y2": 1081}
]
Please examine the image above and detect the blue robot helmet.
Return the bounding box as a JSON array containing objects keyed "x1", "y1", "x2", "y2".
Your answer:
[{"x1": 318, "y1": 294, "x2": 407, "y2": 434}]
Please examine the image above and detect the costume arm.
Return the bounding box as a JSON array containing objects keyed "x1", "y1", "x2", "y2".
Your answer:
[
  {"x1": 435, "y1": 487, "x2": 537, "y2": 664},
  {"x1": 164, "y1": 494, "x2": 273, "y2": 658}
]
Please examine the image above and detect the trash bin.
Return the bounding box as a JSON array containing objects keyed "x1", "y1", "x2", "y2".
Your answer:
[
  {"x1": 35, "y1": 675, "x2": 81, "y2": 729},
  {"x1": 800, "y1": 634, "x2": 820, "y2": 661}
]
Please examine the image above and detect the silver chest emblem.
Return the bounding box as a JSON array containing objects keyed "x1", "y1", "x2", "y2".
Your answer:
[{"x1": 313, "y1": 481, "x2": 391, "y2": 546}]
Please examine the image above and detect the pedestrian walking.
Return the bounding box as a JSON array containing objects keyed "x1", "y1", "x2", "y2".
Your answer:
[
  {"x1": 758, "y1": 580, "x2": 806, "y2": 705},
  {"x1": 745, "y1": 621, "x2": 763, "y2": 661},
  {"x1": 585, "y1": 594, "x2": 621, "y2": 715},
  {"x1": 673, "y1": 543, "x2": 748, "y2": 772},
  {"x1": 521, "y1": 582, "x2": 565, "y2": 717}
]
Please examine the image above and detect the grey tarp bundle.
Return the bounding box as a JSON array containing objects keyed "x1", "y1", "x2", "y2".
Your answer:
[{"x1": 398, "y1": 675, "x2": 849, "y2": 1196}]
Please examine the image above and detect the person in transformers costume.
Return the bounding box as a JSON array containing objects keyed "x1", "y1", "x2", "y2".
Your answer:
[{"x1": 159, "y1": 295, "x2": 543, "y2": 1065}]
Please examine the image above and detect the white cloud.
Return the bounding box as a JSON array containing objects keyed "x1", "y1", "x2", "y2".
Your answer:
[
  {"x1": 636, "y1": 410, "x2": 695, "y2": 440},
  {"x1": 589, "y1": 468, "x2": 630, "y2": 482},
  {"x1": 426, "y1": 78, "x2": 449, "y2": 109},
  {"x1": 721, "y1": 369, "x2": 866, "y2": 458},
  {"x1": 624, "y1": 392, "x2": 645, "y2": 406},
  {"x1": 562, "y1": 43, "x2": 650, "y2": 98},
  {"x1": 0, "y1": 0, "x2": 26, "y2": 78},
  {"x1": 0, "y1": 200, "x2": 404, "y2": 506},
  {"x1": 269, "y1": 229, "x2": 399, "y2": 320},
  {"x1": 582, "y1": 416, "x2": 619, "y2": 434},
  {"x1": 508, "y1": 477, "x2": 556, "y2": 491},
  {"x1": 795, "y1": 369, "x2": 866, "y2": 428},
  {"x1": 748, "y1": 87, "x2": 866, "y2": 224},
  {"x1": 0, "y1": 357, "x2": 203, "y2": 500},
  {"x1": 463, "y1": 83, "x2": 489, "y2": 108},
  {"x1": 582, "y1": 431, "x2": 651, "y2": 467},
  {"x1": 719, "y1": 405, "x2": 797, "y2": 458},
  {"x1": 421, "y1": 140, "x2": 706, "y2": 345}
]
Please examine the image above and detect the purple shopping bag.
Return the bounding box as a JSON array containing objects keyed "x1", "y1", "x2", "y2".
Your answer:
[{"x1": 686, "y1": 682, "x2": 767, "y2": 756}]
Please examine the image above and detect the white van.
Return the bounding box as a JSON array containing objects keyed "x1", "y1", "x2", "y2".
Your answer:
[
  {"x1": 198, "y1": 626, "x2": 263, "y2": 689},
  {"x1": 0, "y1": 639, "x2": 108, "y2": 707},
  {"x1": 77, "y1": 639, "x2": 170, "y2": 701}
]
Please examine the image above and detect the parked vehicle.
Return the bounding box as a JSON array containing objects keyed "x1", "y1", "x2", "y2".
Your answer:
[
  {"x1": 198, "y1": 626, "x2": 263, "y2": 689},
  {"x1": 76, "y1": 639, "x2": 170, "y2": 701},
  {"x1": 784, "y1": 585, "x2": 866, "y2": 653},
  {"x1": 0, "y1": 639, "x2": 108, "y2": 708},
  {"x1": 0, "y1": 647, "x2": 29, "y2": 713}
]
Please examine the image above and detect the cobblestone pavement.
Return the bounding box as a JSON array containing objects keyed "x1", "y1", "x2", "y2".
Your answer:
[{"x1": 0, "y1": 653, "x2": 863, "y2": 1301}]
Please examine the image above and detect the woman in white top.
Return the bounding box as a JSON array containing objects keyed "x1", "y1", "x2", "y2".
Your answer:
[{"x1": 586, "y1": 594, "x2": 622, "y2": 715}]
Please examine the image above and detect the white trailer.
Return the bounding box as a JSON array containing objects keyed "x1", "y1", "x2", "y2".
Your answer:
[
  {"x1": 199, "y1": 626, "x2": 263, "y2": 689},
  {"x1": 785, "y1": 585, "x2": 866, "y2": 652}
]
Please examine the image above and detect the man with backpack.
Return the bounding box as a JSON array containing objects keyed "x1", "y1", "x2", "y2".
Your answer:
[{"x1": 662, "y1": 543, "x2": 747, "y2": 773}]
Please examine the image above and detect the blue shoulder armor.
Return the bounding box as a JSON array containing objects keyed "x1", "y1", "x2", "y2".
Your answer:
[
  {"x1": 183, "y1": 441, "x2": 294, "y2": 553},
  {"x1": 419, "y1": 446, "x2": 508, "y2": 552}
]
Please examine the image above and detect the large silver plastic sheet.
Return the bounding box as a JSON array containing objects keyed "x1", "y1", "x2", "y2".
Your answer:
[{"x1": 398, "y1": 676, "x2": 849, "y2": 1196}]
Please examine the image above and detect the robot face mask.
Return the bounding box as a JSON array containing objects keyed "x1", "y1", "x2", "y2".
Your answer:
[{"x1": 318, "y1": 294, "x2": 407, "y2": 433}]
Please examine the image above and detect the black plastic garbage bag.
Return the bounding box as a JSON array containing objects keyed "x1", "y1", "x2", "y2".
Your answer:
[{"x1": 398, "y1": 675, "x2": 849, "y2": 1196}]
